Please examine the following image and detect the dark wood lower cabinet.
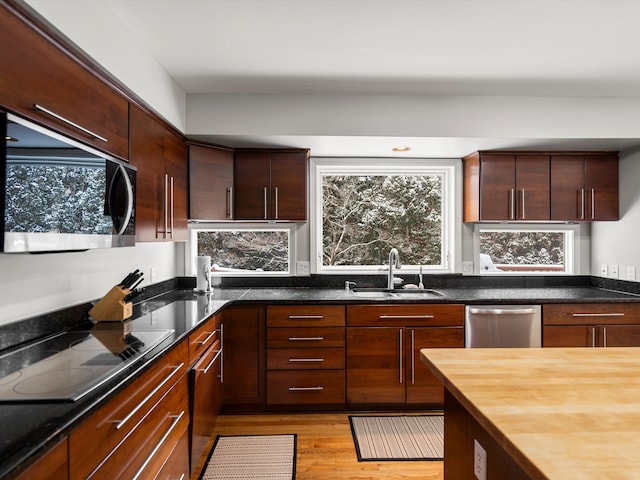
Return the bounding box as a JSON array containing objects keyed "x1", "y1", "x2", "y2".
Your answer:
[
  {"x1": 544, "y1": 324, "x2": 640, "y2": 347},
  {"x1": 222, "y1": 307, "x2": 265, "y2": 407}
]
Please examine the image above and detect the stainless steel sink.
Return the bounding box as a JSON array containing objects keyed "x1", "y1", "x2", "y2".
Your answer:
[{"x1": 351, "y1": 287, "x2": 444, "y2": 298}]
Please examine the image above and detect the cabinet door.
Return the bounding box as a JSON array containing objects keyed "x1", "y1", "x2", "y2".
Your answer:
[
  {"x1": 515, "y1": 155, "x2": 550, "y2": 220},
  {"x1": 164, "y1": 129, "x2": 188, "y2": 241},
  {"x1": 479, "y1": 154, "x2": 515, "y2": 220},
  {"x1": 551, "y1": 155, "x2": 585, "y2": 221},
  {"x1": 0, "y1": 4, "x2": 129, "y2": 160},
  {"x1": 543, "y1": 325, "x2": 595, "y2": 347},
  {"x1": 600, "y1": 325, "x2": 640, "y2": 347},
  {"x1": 189, "y1": 144, "x2": 234, "y2": 220},
  {"x1": 222, "y1": 307, "x2": 265, "y2": 406},
  {"x1": 234, "y1": 151, "x2": 271, "y2": 219},
  {"x1": 346, "y1": 327, "x2": 405, "y2": 404},
  {"x1": 406, "y1": 326, "x2": 464, "y2": 405},
  {"x1": 190, "y1": 340, "x2": 222, "y2": 472},
  {"x1": 270, "y1": 151, "x2": 307, "y2": 220},
  {"x1": 15, "y1": 438, "x2": 68, "y2": 480},
  {"x1": 585, "y1": 154, "x2": 618, "y2": 221}
]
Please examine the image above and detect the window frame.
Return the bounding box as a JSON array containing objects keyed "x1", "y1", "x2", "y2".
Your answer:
[
  {"x1": 473, "y1": 224, "x2": 581, "y2": 275},
  {"x1": 187, "y1": 222, "x2": 296, "y2": 277},
  {"x1": 310, "y1": 157, "x2": 460, "y2": 274}
]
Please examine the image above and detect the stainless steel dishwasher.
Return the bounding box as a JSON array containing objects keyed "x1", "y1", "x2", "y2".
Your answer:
[{"x1": 465, "y1": 305, "x2": 542, "y2": 347}]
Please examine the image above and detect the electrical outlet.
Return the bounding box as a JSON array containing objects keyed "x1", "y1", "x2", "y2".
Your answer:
[
  {"x1": 296, "y1": 261, "x2": 310, "y2": 276},
  {"x1": 610, "y1": 264, "x2": 619, "y2": 279},
  {"x1": 600, "y1": 264, "x2": 608, "y2": 277},
  {"x1": 462, "y1": 261, "x2": 474, "y2": 274},
  {"x1": 474, "y1": 439, "x2": 487, "y2": 480},
  {"x1": 628, "y1": 266, "x2": 636, "y2": 281}
]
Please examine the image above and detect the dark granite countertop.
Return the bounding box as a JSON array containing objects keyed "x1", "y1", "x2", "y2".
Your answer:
[{"x1": 1, "y1": 281, "x2": 640, "y2": 478}]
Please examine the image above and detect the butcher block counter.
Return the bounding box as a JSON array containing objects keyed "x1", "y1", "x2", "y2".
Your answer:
[{"x1": 420, "y1": 347, "x2": 640, "y2": 480}]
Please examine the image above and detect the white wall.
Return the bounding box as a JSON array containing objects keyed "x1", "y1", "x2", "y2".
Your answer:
[
  {"x1": 591, "y1": 148, "x2": 640, "y2": 282},
  {"x1": 0, "y1": 242, "x2": 183, "y2": 326}
]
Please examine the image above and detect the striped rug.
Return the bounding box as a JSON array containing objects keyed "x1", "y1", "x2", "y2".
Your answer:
[
  {"x1": 349, "y1": 415, "x2": 444, "y2": 461},
  {"x1": 200, "y1": 434, "x2": 297, "y2": 479}
]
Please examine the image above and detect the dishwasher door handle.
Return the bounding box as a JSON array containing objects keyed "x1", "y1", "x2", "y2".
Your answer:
[{"x1": 468, "y1": 308, "x2": 537, "y2": 315}]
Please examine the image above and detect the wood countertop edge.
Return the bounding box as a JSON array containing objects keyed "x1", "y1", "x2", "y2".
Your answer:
[{"x1": 419, "y1": 349, "x2": 549, "y2": 480}]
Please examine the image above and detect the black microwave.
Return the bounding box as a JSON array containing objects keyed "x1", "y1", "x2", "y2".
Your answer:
[{"x1": 1, "y1": 111, "x2": 136, "y2": 253}]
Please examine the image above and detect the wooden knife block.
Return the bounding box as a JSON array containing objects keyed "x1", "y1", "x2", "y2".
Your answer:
[{"x1": 89, "y1": 286, "x2": 133, "y2": 322}]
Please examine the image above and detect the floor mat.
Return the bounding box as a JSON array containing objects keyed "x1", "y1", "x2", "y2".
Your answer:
[
  {"x1": 349, "y1": 414, "x2": 444, "y2": 461},
  {"x1": 199, "y1": 434, "x2": 297, "y2": 479}
]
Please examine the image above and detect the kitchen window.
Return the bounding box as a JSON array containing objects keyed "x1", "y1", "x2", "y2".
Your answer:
[
  {"x1": 188, "y1": 224, "x2": 294, "y2": 276},
  {"x1": 474, "y1": 225, "x2": 578, "y2": 274},
  {"x1": 311, "y1": 158, "x2": 458, "y2": 274}
]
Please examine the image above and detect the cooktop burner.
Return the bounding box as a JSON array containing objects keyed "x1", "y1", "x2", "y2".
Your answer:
[{"x1": 0, "y1": 327, "x2": 173, "y2": 402}]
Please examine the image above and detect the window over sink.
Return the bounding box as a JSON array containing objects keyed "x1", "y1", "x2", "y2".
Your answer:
[{"x1": 311, "y1": 158, "x2": 458, "y2": 274}]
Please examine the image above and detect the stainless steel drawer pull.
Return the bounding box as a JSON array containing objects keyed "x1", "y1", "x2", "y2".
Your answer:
[
  {"x1": 288, "y1": 358, "x2": 324, "y2": 363},
  {"x1": 379, "y1": 315, "x2": 434, "y2": 319},
  {"x1": 468, "y1": 308, "x2": 535, "y2": 315},
  {"x1": 131, "y1": 411, "x2": 185, "y2": 480},
  {"x1": 34, "y1": 103, "x2": 109, "y2": 142},
  {"x1": 113, "y1": 362, "x2": 185, "y2": 430},
  {"x1": 287, "y1": 315, "x2": 324, "y2": 319},
  {"x1": 196, "y1": 349, "x2": 222, "y2": 374},
  {"x1": 288, "y1": 386, "x2": 324, "y2": 391},
  {"x1": 572, "y1": 313, "x2": 625, "y2": 317},
  {"x1": 288, "y1": 336, "x2": 325, "y2": 341},
  {"x1": 196, "y1": 330, "x2": 217, "y2": 346}
]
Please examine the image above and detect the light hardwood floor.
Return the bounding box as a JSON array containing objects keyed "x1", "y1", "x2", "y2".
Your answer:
[{"x1": 192, "y1": 412, "x2": 444, "y2": 480}]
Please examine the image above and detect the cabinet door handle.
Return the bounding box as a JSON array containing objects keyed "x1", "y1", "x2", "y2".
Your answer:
[
  {"x1": 509, "y1": 188, "x2": 515, "y2": 220},
  {"x1": 195, "y1": 348, "x2": 222, "y2": 374},
  {"x1": 196, "y1": 330, "x2": 217, "y2": 346},
  {"x1": 399, "y1": 329, "x2": 403, "y2": 384},
  {"x1": 113, "y1": 363, "x2": 184, "y2": 430},
  {"x1": 410, "y1": 329, "x2": 416, "y2": 385},
  {"x1": 379, "y1": 315, "x2": 434, "y2": 320},
  {"x1": 163, "y1": 174, "x2": 169, "y2": 239},
  {"x1": 521, "y1": 188, "x2": 526, "y2": 220},
  {"x1": 572, "y1": 313, "x2": 624, "y2": 317},
  {"x1": 580, "y1": 188, "x2": 585, "y2": 220},
  {"x1": 274, "y1": 186, "x2": 279, "y2": 219},
  {"x1": 288, "y1": 358, "x2": 324, "y2": 363},
  {"x1": 288, "y1": 337, "x2": 324, "y2": 342},
  {"x1": 131, "y1": 411, "x2": 185, "y2": 480},
  {"x1": 602, "y1": 326, "x2": 607, "y2": 348},
  {"x1": 288, "y1": 315, "x2": 324, "y2": 319},
  {"x1": 591, "y1": 188, "x2": 596, "y2": 220},
  {"x1": 34, "y1": 103, "x2": 109, "y2": 142},
  {"x1": 591, "y1": 327, "x2": 596, "y2": 347},
  {"x1": 220, "y1": 324, "x2": 224, "y2": 384},
  {"x1": 289, "y1": 386, "x2": 323, "y2": 391},
  {"x1": 264, "y1": 187, "x2": 268, "y2": 219},
  {"x1": 170, "y1": 176, "x2": 174, "y2": 238},
  {"x1": 226, "y1": 187, "x2": 233, "y2": 218}
]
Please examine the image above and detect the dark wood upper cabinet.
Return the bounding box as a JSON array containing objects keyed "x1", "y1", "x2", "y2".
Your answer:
[
  {"x1": 551, "y1": 153, "x2": 619, "y2": 221},
  {"x1": 464, "y1": 152, "x2": 550, "y2": 221},
  {"x1": 189, "y1": 143, "x2": 235, "y2": 220},
  {"x1": 0, "y1": 4, "x2": 129, "y2": 160},
  {"x1": 465, "y1": 150, "x2": 618, "y2": 222},
  {"x1": 130, "y1": 104, "x2": 188, "y2": 242},
  {"x1": 234, "y1": 149, "x2": 308, "y2": 221}
]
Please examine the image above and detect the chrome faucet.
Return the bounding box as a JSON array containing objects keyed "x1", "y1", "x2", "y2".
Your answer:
[{"x1": 387, "y1": 248, "x2": 401, "y2": 289}]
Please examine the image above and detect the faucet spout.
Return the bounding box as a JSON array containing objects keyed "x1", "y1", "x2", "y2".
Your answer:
[{"x1": 387, "y1": 248, "x2": 401, "y2": 289}]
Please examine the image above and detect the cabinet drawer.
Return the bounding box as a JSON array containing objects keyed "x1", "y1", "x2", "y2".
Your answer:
[
  {"x1": 267, "y1": 305, "x2": 345, "y2": 327},
  {"x1": 347, "y1": 304, "x2": 464, "y2": 327},
  {"x1": 82, "y1": 375, "x2": 189, "y2": 480},
  {"x1": 267, "y1": 347, "x2": 345, "y2": 370},
  {"x1": 267, "y1": 370, "x2": 345, "y2": 405},
  {"x1": 543, "y1": 303, "x2": 640, "y2": 325},
  {"x1": 267, "y1": 327, "x2": 345, "y2": 348},
  {"x1": 189, "y1": 314, "x2": 221, "y2": 364},
  {"x1": 69, "y1": 341, "x2": 188, "y2": 480},
  {"x1": 15, "y1": 437, "x2": 67, "y2": 480}
]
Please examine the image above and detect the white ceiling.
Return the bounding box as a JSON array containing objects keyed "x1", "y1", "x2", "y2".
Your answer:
[{"x1": 27, "y1": 0, "x2": 640, "y2": 156}]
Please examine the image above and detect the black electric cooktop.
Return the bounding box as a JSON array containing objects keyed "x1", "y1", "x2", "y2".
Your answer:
[{"x1": 0, "y1": 325, "x2": 173, "y2": 402}]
